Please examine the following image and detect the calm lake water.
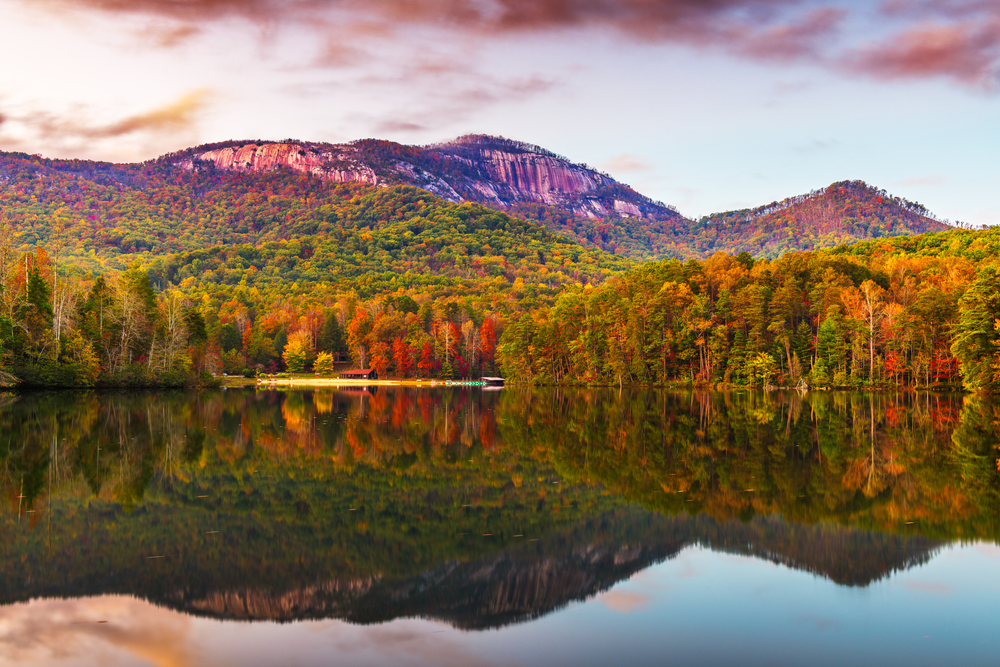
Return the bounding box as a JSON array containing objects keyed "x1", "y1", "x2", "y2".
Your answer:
[{"x1": 1, "y1": 387, "x2": 998, "y2": 666}]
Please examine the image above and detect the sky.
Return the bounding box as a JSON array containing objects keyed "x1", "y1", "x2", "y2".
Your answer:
[{"x1": 0, "y1": 0, "x2": 997, "y2": 224}]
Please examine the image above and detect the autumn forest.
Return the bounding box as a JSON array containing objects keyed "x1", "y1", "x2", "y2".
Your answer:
[{"x1": 0, "y1": 147, "x2": 999, "y2": 391}]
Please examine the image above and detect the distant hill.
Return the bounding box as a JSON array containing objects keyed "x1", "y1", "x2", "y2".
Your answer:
[{"x1": 689, "y1": 180, "x2": 950, "y2": 258}]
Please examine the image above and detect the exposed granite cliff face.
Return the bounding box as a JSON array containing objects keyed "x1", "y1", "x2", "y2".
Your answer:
[
  {"x1": 166, "y1": 135, "x2": 678, "y2": 222},
  {"x1": 175, "y1": 143, "x2": 381, "y2": 188}
]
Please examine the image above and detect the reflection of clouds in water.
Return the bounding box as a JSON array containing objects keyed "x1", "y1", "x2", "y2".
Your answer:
[
  {"x1": 973, "y1": 542, "x2": 1000, "y2": 560},
  {"x1": 627, "y1": 567, "x2": 671, "y2": 593},
  {"x1": 328, "y1": 620, "x2": 499, "y2": 667},
  {"x1": 0, "y1": 600, "x2": 508, "y2": 667},
  {"x1": 597, "y1": 590, "x2": 652, "y2": 614},
  {"x1": 902, "y1": 582, "x2": 952, "y2": 595},
  {"x1": 0, "y1": 596, "x2": 195, "y2": 667},
  {"x1": 673, "y1": 547, "x2": 708, "y2": 580}
]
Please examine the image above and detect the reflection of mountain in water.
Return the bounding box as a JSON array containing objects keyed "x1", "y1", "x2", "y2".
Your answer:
[
  {"x1": 691, "y1": 514, "x2": 941, "y2": 587},
  {"x1": 0, "y1": 507, "x2": 942, "y2": 630},
  {"x1": 169, "y1": 513, "x2": 942, "y2": 629}
]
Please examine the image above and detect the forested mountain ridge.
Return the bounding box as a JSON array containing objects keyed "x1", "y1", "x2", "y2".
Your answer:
[
  {"x1": 162, "y1": 134, "x2": 692, "y2": 259},
  {"x1": 0, "y1": 140, "x2": 954, "y2": 264},
  {"x1": 691, "y1": 181, "x2": 950, "y2": 258},
  {"x1": 166, "y1": 139, "x2": 951, "y2": 259}
]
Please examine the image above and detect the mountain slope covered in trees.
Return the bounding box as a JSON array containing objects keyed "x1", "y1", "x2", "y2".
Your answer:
[
  {"x1": 690, "y1": 181, "x2": 950, "y2": 258},
  {"x1": 0, "y1": 150, "x2": 623, "y2": 279},
  {"x1": 164, "y1": 138, "x2": 952, "y2": 259}
]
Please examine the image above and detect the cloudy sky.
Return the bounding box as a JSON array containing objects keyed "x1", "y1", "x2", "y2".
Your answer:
[{"x1": 0, "y1": 0, "x2": 997, "y2": 224}]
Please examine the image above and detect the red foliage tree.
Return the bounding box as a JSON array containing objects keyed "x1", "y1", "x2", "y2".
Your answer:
[
  {"x1": 392, "y1": 337, "x2": 413, "y2": 377},
  {"x1": 417, "y1": 340, "x2": 436, "y2": 378},
  {"x1": 371, "y1": 341, "x2": 391, "y2": 379},
  {"x1": 454, "y1": 353, "x2": 470, "y2": 379},
  {"x1": 479, "y1": 317, "x2": 497, "y2": 370}
]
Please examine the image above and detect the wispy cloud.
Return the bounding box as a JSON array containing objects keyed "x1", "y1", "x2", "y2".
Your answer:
[
  {"x1": 792, "y1": 138, "x2": 840, "y2": 153},
  {"x1": 39, "y1": 0, "x2": 803, "y2": 32},
  {"x1": 70, "y1": 90, "x2": 208, "y2": 139},
  {"x1": 844, "y1": 20, "x2": 1000, "y2": 88},
  {"x1": 350, "y1": 73, "x2": 556, "y2": 136},
  {"x1": 0, "y1": 90, "x2": 210, "y2": 159},
  {"x1": 723, "y1": 7, "x2": 846, "y2": 61},
  {"x1": 895, "y1": 174, "x2": 947, "y2": 186},
  {"x1": 3, "y1": 89, "x2": 208, "y2": 142}
]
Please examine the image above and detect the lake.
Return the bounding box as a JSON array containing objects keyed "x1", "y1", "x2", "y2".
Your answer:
[{"x1": 1, "y1": 387, "x2": 998, "y2": 666}]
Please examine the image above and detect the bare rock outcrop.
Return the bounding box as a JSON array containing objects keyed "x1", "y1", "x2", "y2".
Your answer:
[{"x1": 165, "y1": 135, "x2": 681, "y2": 223}]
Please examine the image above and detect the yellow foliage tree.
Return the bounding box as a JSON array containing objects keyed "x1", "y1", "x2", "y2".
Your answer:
[{"x1": 283, "y1": 330, "x2": 314, "y2": 372}]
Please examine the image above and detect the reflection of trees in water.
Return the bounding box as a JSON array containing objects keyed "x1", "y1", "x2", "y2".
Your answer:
[
  {"x1": 0, "y1": 388, "x2": 505, "y2": 513},
  {"x1": 500, "y1": 389, "x2": 1000, "y2": 540},
  {"x1": 1, "y1": 388, "x2": 998, "y2": 539}
]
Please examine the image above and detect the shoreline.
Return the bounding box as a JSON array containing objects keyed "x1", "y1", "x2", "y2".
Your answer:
[{"x1": 242, "y1": 377, "x2": 484, "y2": 389}]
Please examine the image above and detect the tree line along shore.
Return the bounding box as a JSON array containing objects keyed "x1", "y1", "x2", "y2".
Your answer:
[{"x1": 2, "y1": 224, "x2": 1000, "y2": 392}]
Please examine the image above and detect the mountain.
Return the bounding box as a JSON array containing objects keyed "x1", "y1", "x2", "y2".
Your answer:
[
  {"x1": 162, "y1": 134, "x2": 689, "y2": 259},
  {"x1": 163, "y1": 139, "x2": 952, "y2": 259},
  {"x1": 690, "y1": 180, "x2": 950, "y2": 258},
  {"x1": 166, "y1": 135, "x2": 679, "y2": 222},
  {"x1": 0, "y1": 138, "x2": 955, "y2": 269},
  {"x1": 167, "y1": 513, "x2": 940, "y2": 628},
  {"x1": 0, "y1": 150, "x2": 626, "y2": 297}
]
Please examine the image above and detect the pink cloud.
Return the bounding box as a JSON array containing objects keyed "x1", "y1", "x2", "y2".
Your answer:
[
  {"x1": 729, "y1": 7, "x2": 846, "y2": 61},
  {"x1": 844, "y1": 19, "x2": 1000, "y2": 88},
  {"x1": 895, "y1": 175, "x2": 947, "y2": 186}
]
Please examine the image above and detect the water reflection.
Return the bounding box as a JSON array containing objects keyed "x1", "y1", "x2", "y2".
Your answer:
[
  {"x1": 0, "y1": 388, "x2": 997, "y2": 630},
  {"x1": 503, "y1": 389, "x2": 1000, "y2": 539}
]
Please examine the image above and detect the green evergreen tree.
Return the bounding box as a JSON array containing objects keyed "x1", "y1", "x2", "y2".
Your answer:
[
  {"x1": 318, "y1": 309, "x2": 347, "y2": 355},
  {"x1": 952, "y1": 264, "x2": 1000, "y2": 391},
  {"x1": 816, "y1": 311, "x2": 844, "y2": 377}
]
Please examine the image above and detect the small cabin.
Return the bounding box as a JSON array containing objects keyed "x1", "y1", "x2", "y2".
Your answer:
[
  {"x1": 341, "y1": 368, "x2": 378, "y2": 380},
  {"x1": 481, "y1": 376, "x2": 505, "y2": 387}
]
